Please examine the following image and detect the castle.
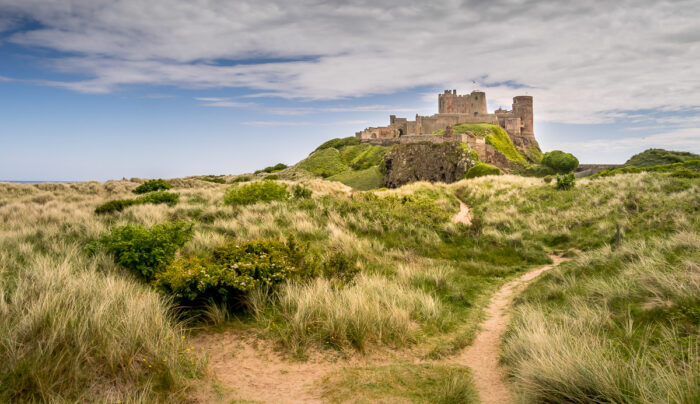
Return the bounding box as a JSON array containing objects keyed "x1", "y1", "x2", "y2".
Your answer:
[{"x1": 355, "y1": 90, "x2": 539, "y2": 165}]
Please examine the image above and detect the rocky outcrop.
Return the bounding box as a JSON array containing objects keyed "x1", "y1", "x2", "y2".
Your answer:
[{"x1": 383, "y1": 142, "x2": 474, "y2": 188}]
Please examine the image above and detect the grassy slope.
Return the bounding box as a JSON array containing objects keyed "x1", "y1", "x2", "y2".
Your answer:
[
  {"x1": 1, "y1": 170, "x2": 697, "y2": 402},
  {"x1": 296, "y1": 140, "x2": 388, "y2": 188},
  {"x1": 434, "y1": 123, "x2": 527, "y2": 163},
  {"x1": 625, "y1": 148, "x2": 700, "y2": 167}
]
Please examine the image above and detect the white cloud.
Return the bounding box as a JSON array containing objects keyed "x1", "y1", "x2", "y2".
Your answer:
[{"x1": 1, "y1": 0, "x2": 699, "y2": 123}]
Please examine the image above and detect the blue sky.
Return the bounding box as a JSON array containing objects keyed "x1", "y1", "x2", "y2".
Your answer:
[{"x1": 1, "y1": 0, "x2": 699, "y2": 181}]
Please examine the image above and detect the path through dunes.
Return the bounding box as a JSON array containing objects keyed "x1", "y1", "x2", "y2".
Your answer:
[
  {"x1": 452, "y1": 198, "x2": 472, "y2": 225},
  {"x1": 455, "y1": 255, "x2": 568, "y2": 404}
]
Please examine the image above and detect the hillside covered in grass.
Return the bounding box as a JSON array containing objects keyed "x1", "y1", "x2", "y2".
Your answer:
[
  {"x1": 1, "y1": 168, "x2": 697, "y2": 402},
  {"x1": 295, "y1": 136, "x2": 388, "y2": 190},
  {"x1": 434, "y1": 123, "x2": 531, "y2": 163},
  {"x1": 625, "y1": 148, "x2": 700, "y2": 167}
]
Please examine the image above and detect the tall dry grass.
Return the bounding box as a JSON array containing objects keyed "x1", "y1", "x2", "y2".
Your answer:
[
  {"x1": 0, "y1": 181, "x2": 204, "y2": 402},
  {"x1": 503, "y1": 232, "x2": 700, "y2": 403}
]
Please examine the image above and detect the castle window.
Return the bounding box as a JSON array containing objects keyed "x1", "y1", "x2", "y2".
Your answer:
[{"x1": 474, "y1": 112, "x2": 478, "y2": 116}]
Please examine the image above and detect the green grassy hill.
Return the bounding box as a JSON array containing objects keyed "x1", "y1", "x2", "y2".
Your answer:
[
  {"x1": 625, "y1": 148, "x2": 700, "y2": 167},
  {"x1": 434, "y1": 123, "x2": 528, "y2": 163},
  {"x1": 296, "y1": 137, "x2": 388, "y2": 190}
]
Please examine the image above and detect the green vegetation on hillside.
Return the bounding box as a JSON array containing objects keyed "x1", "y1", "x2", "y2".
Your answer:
[
  {"x1": 434, "y1": 123, "x2": 528, "y2": 163},
  {"x1": 0, "y1": 167, "x2": 697, "y2": 402},
  {"x1": 541, "y1": 150, "x2": 579, "y2": 173},
  {"x1": 594, "y1": 159, "x2": 700, "y2": 178},
  {"x1": 625, "y1": 148, "x2": 700, "y2": 167},
  {"x1": 465, "y1": 162, "x2": 501, "y2": 178},
  {"x1": 298, "y1": 138, "x2": 388, "y2": 188}
]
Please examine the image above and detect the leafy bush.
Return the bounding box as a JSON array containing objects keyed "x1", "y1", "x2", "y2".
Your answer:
[
  {"x1": 154, "y1": 239, "x2": 297, "y2": 305},
  {"x1": 292, "y1": 184, "x2": 313, "y2": 199},
  {"x1": 625, "y1": 148, "x2": 700, "y2": 167},
  {"x1": 231, "y1": 176, "x2": 251, "y2": 183},
  {"x1": 543, "y1": 175, "x2": 554, "y2": 184},
  {"x1": 223, "y1": 180, "x2": 289, "y2": 206},
  {"x1": 465, "y1": 163, "x2": 502, "y2": 179},
  {"x1": 94, "y1": 199, "x2": 139, "y2": 214},
  {"x1": 132, "y1": 179, "x2": 172, "y2": 194},
  {"x1": 264, "y1": 174, "x2": 279, "y2": 180},
  {"x1": 138, "y1": 191, "x2": 179, "y2": 206},
  {"x1": 542, "y1": 151, "x2": 579, "y2": 173},
  {"x1": 260, "y1": 163, "x2": 288, "y2": 173},
  {"x1": 670, "y1": 167, "x2": 700, "y2": 178},
  {"x1": 91, "y1": 221, "x2": 193, "y2": 280},
  {"x1": 555, "y1": 173, "x2": 576, "y2": 190},
  {"x1": 315, "y1": 136, "x2": 361, "y2": 151}
]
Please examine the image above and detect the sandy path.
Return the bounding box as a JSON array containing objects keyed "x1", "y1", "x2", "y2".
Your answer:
[
  {"x1": 192, "y1": 331, "x2": 333, "y2": 403},
  {"x1": 452, "y1": 199, "x2": 472, "y2": 225},
  {"x1": 455, "y1": 255, "x2": 567, "y2": 404}
]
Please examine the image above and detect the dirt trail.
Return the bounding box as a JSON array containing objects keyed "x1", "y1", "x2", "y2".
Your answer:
[
  {"x1": 452, "y1": 198, "x2": 472, "y2": 225},
  {"x1": 455, "y1": 255, "x2": 567, "y2": 404},
  {"x1": 192, "y1": 331, "x2": 332, "y2": 403}
]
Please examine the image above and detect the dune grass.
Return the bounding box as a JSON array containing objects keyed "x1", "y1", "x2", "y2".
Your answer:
[
  {"x1": 503, "y1": 233, "x2": 699, "y2": 403},
  {"x1": 0, "y1": 169, "x2": 696, "y2": 402},
  {"x1": 322, "y1": 363, "x2": 478, "y2": 403}
]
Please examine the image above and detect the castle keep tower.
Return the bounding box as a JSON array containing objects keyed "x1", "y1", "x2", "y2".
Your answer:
[{"x1": 438, "y1": 90, "x2": 487, "y2": 115}]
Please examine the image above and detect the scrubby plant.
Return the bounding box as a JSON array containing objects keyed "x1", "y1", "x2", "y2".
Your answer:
[
  {"x1": 90, "y1": 221, "x2": 193, "y2": 280},
  {"x1": 132, "y1": 179, "x2": 172, "y2": 194},
  {"x1": 264, "y1": 174, "x2": 279, "y2": 180},
  {"x1": 465, "y1": 162, "x2": 502, "y2": 179},
  {"x1": 231, "y1": 175, "x2": 251, "y2": 183},
  {"x1": 259, "y1": 163, "x2": 288, "y2": 173},
  {"x1": 543, "y1": 175, "x2": 554, "y2": 183},
  {"x1": 541, "y1": 150, "x2": 579, "y2": 173},
  {"x1": 555, "y1": 172, "x2": 576, "y2": 190},
  {"x1": 155, "y1": 239, "x2": 298, "y2": 305},
  {"x1": 291, "y1": 184, "x2": 313, "y2": 199},
  {"x1": 94, "y1": 198, "x2": 139, "y2": 214},
  {"x1": 138, "y1": 191, "x2": 180, "y2": 206},
  {"x1": 223, "y1": 180, "x2": 289, "y2": 206}
]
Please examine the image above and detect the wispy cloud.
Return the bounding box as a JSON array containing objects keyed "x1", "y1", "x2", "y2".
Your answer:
[
  {"x1": 1, "y1": 0, "x2": 699, "y2": 124},
  {"x1": 555, "y1": 128, "x2": 700, "y2": 154}
]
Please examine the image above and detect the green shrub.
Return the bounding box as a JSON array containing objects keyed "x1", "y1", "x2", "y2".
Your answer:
[
  {"x1": 154, "y1": 239, "x2": 297, "y2": 305},
  {"x1": 292, "y1": 184, "x2": 313, "y2": 199},
  {"x1": 555, "y1": 173, "x2": 576, "y2": 190},
  {"x1": 465, "y1": 163, "x2": 502, "y2": 179},
  {"x1": 91, "y1": 221, "x2": 193, "y2": 280},
  {"x1": 543, "y1": 175, "x2": 554, "y2": 184},
  {"x1": 264, "y1": 174, "x2": 279, "y2": 180},
  {"x1": 94, "y1": 199, "x2": 139, "y2": 214},
  {"x1": 138, "y1": 191, "x2": 179, "y2": 206},
  {"x1": 231, "y1": 176, "x2": 251, "y2": 183},
  {"x1": 132, "y1": 179, "x2": 172, "y2": 194},
  {"x1": 261, "y1": 163, "x2": 288, "y2": 173},
  {"x1": 542, "y1": 151, "x2": 579, "y2": 173},
  {"x1": 315, "y1": 136, "x2": 361, "y2": 151},
  {"x1": 223, "y1": 180, "x2": 289, "y2": 206},
  {"x1": 670, "y1": 167, "x2": 700, "y2": 178}
]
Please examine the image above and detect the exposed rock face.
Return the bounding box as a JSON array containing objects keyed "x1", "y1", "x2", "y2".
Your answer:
[{"x1": 383, "y1": 142, "x2": 474, "y2": 188}]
